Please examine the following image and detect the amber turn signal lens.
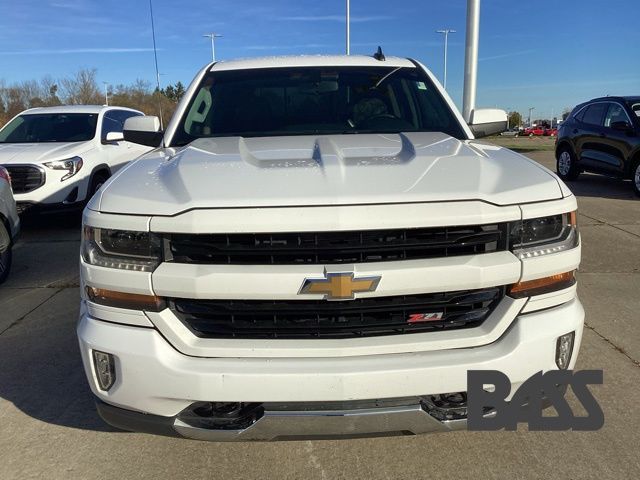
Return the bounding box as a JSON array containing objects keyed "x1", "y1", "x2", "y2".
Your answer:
[
  {"x1": 509, "y1": 271, "x2": 576, "y2": 299},
  {"x1": 86, "y1": 287, "x2": 165, "y2": 311},
  {"x1": 569, "y1": 211, "x2": 578, "y2": 227}
]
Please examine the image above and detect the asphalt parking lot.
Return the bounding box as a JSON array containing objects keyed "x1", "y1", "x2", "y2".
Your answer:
[{"x1": 1, "y1": 145, "x2": 639, "y2": 480}]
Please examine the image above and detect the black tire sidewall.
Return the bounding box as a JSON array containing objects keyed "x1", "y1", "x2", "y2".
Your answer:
[
  {"x1": 557, "y1": 147, "x2": 580, "y2": 181},
  {"x1": 632, "y1": 160, "x2": 640, "y2": 197},
  {"x1": 0, "y1": 222, "x2": 11, "y2": 284},
  {"x1": 89, "y1": 173, "x2": 109, "y2": 199}
]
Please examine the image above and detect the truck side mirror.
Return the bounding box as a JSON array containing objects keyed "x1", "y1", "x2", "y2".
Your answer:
[
  {"x1": 468, "y1": 109, "x2": 508, "y2": 138},
  {"x1": 123, "y1": 116, "x2": 163, "y2": 147}
]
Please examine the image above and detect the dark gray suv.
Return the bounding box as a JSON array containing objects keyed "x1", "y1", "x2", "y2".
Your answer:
[{"x1": 556, "y1": 96, "x2": 640, "y2": 196}]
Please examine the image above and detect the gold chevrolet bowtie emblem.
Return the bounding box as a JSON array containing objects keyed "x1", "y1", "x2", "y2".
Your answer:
[{"x1": 299, "y1": 272, "x2": 381, "y2": 301}]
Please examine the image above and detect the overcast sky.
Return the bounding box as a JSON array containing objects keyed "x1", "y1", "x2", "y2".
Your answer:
[{"x1": 1, "y1": 0, "x2": 639, "y2": 118}]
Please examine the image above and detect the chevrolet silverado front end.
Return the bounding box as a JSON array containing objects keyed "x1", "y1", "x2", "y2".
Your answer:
[{"x1": 77, "y1": 55, "x2": 583, "y2": 440}]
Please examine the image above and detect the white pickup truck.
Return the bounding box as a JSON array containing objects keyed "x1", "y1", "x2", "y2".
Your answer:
[{"x1": 78, "y1": 54, "x2": 583, "y2": 441}]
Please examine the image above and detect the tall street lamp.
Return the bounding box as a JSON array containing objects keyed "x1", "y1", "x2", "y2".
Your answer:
[
  {"x1": 436, "y1": 29, "x2": 456, "y2": 90},
  {"x1": 462, "y1": 0, "x2": 480, "y2": 122},
  {"x1": 102, "y1": 82, "x2": 109, "y2": 106},
  {"x1": 346, "y1": 0, "x2": 350, "y2": 55},
  {"x1": 528, "y1": 107, "x2": 535, "y2": 127},
  {"x1": 149, "y1": 0, "x2": 163, "y2": 128},
  {"x1": 203, "y1": 33, "x2": 223, "y2": 62}
]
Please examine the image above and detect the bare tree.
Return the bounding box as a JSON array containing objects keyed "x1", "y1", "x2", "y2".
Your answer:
[
  {"x1": 0, "y1": 69, "x2": 181, "y2": 127},
  {"x1": 60, "y1": 68, "x2": 101, "y2": 105},
  {"x1": 40, "y1": 75, "x2": 62, "y2": 106}
]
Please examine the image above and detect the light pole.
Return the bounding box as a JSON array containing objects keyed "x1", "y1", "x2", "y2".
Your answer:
[
  {"x1": 102, "y1": 82, "x2": 109, "y2": 106},
  {"x1": 436, "y1": 29, "x2": 456, "y2": 90},
  {"x1": 346, "y1": 0, "x2": 350, "y2": 55},
  {"x1": 462, "y1": 0, "x2": 480, "y2": 122},
  {"x1": 528, "y1": 107, "x2": 535, "y2": 127},
  {"x1": 149, "y1": 0, "x2": 164, "y2": 129},
  {"x1": 203, "y1": 33, "x2": 223, "y2": 62}
]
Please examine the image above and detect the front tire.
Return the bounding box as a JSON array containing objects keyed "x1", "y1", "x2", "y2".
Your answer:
[
  {"x1": 632, "y1": 160, "x2": 640, "y2": 197},
  {"x1": 0, "y1": 221, "x2": 12, "y2": 284},
  {"x1": 557, "y1": 147, "x2": 580, "y2": 181},
  {"x1": 88, "y1": 172, "x2": 110, "y2": 201}
]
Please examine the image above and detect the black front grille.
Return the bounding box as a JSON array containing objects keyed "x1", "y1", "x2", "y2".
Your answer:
[
  {"x1": 171, "y1": 287, "x2": 504, "y2": 339},
  {"x1": 167, "y1": 224, "x2": 508, "y2": 265},
  {"x1": 4, "y1": 165, "x2": 45, "y2": 194}
]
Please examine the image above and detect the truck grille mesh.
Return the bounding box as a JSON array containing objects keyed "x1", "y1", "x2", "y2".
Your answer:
[
  {"x1": 170, "y1": 287, "x2": 504, "y2": 339},
  {"x1": 167, "y1": 224, "x2": 508, "y2": 265}
]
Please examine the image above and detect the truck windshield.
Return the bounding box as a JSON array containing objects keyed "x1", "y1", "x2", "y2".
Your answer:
[
  {"x1": 0, "y1": 113, "x2": 98, "y2": 143},
  {"x1": 172, "y1": 66, "x2": 466, "y2": 146}
]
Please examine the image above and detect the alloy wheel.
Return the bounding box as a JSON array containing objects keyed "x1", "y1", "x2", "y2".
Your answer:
[{"x1": 559, "y1": 151, "x2": 572, "y2": 176}]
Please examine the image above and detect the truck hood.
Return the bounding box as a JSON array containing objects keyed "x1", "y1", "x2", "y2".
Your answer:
[
  {"x1": 96, "y1": 132, "x2": 564, "y2": 215},
  {"x1": 0, "y1": 141, "x2": 91, "y2": 164}
]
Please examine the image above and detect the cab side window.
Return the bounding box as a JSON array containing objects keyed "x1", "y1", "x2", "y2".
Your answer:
[
  {"x1": 604, "y1": 103, "x2": 629, "y2": 128},
  {"x1": 114, "y1": 110, "x2": 142, "y2": 128},
  {"x1": 581, "y1": 103, "x2": 607, "y2": 127},
  {"x1": 573, "y1": 107, "x2": 587, "y2": 123},
  {"x1": 101, "y1": 110, "x2": 141, "y2": 141},
  {"x1": 101, "y1": 111, "x2": 122, "y2": 141}
]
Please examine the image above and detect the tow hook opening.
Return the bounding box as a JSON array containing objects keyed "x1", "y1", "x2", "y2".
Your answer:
[
  {"x1": 421, "y1": 392, "x2": 469, "y2": 421},
  {"x1": 179, "y1": 402, "x2": 265, "y2": 430}
]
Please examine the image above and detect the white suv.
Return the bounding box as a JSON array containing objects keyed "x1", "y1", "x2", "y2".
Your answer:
[
  {"x1": 0, "y1": 105, "x2": 153, "y2": 214},
  {"x1": 78, "y1": 55, "x2": 583, "y2": 441}
]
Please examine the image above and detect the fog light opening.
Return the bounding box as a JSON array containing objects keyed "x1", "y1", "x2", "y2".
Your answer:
[
  {"x1": 180, "y1": 402, "x2": 265, "y2": 431},
  {"x1": 422, "y1": 392, "x2": 468, "y2": 421},
  {"x1": 556, "y1": 332, "x2": 575, "y2": 370},
  {"x1": 92, "y1": 350, "x2": 116, "y2": 391}
]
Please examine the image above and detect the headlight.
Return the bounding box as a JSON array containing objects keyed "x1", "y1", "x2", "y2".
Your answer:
[
  {"x1": 82, "y1": 226, "x2": 161, "y2": 272},
  {"x1": 510, "y1": 211, "x2": 578, "y2": 259},
  {"x1": 44, "y1": 156, "x2": 83, "y2": 181}
]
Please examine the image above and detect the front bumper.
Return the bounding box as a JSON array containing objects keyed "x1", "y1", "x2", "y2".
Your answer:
[
  {"x1": 97, "y1": 397, "x2": 469, "y2": 441},
  {"x1": 79, "y1": 298, "x2": 584, "y2": 440},
  {"x1": 11, "y1": 163, "x2": 92, "y2": 210}
]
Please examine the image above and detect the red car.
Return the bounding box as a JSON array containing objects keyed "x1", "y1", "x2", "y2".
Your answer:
[
  {"x1": 524, "y1": 126, "x2": 546, "y2": 136},
  {"x1": 544, "y1": 127, "x2": 558, "y2": 137}
]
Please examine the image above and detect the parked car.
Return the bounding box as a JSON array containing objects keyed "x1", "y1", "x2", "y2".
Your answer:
[
  {"x1": 0, "y1": 166, "x2": 20, "y2": 283},
  {"x1": 556, "y1": 96, "x2": 640, "y2": 196},
  {"x1": 544, "y1": 127, "x2": 558, "y2": 137},
  {"x1": 0, "y1": 105, "x2": 153, "y2": 215},
  {"x1": 500, "y1": 128, "x2": 520, "y2": 137},
  {"x1": 524, "y1": 126, "x2": 546, "y2": 136},
  {"x1": 78, "y1": 54, "x2": 582, "y2": 441}
]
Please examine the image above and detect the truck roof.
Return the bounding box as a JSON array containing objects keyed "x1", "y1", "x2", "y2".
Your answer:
[
  {"x1": 210, "y1": 54, "x2": 416, "y2": 72},
  {"x1": 21, "y1": 105, "x2": 141, "y2": 115}
]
